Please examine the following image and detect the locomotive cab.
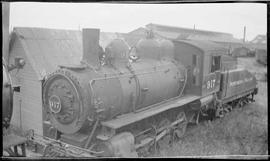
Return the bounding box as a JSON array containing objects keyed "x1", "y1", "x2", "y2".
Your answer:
[{"x1": 173, "y1": 40, "x2": 226, "y2": 97}]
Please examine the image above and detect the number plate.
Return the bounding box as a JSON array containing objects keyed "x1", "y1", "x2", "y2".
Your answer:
[
  {"x1": 207, "y1": 79, "x2": 216, "y2": 89},
  {"x1": 49, "y1": 95, "x2": 61, "y2": 113},
  {"x1": 203, "y1": 72, "x2": 220, "y2": 94}
]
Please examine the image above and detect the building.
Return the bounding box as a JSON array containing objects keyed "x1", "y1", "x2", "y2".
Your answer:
[
  {"x1": 249, "y1": 34, "x2": 267, "y2": 50},
  {"x1": 250, "y1": 34, "x2": 267, "y2": 44},
  {"x1": 250, "y1": 34, "x2": 267, "y2": 65},
  {"x1": 146, "y1": 23, "x2": 240, "y2": 43},
  {"x1": 125, "y1": 23, "x2": 249, "y2": 57}
]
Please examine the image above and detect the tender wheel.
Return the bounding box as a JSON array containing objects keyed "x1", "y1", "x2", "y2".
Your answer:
[
  {"x1": 216, "y1": 104, "x2": 224, "y2": 118},
  {"x1": 235, "y1": 99, "x2": 241, "y2": 108},
  {"x1": 174, "y1": 112, "x2": 188, "y2": 139}
]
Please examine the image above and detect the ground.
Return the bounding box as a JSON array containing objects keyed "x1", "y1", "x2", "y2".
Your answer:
[{"x1": 151, "y1": 57, "x2": 268, "y2": 158}]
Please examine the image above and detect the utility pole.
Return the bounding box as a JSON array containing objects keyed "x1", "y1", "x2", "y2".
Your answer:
[
  {"x1": 192, "y1": 24, "x2": 196, "y2": 36},
  {"x1": 243, "y1": 26, "x2": 246, "y2": 43}
]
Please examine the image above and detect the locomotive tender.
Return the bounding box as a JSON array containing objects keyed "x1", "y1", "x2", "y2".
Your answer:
[{"x1": 41, "y1": 28, "x2": 258, "y2": 157}]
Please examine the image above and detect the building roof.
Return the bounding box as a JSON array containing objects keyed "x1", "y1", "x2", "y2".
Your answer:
[
  {"x1": 173, "y1": 39, "x2": 228, "y2": 55},
  {"x1": 10, "y1": 27, "x2": 120, "y2": 80},
  {"x1": 146, "y1": 23, "x2": 232, "y2": 36},
  {"x1": 250, "y1": 34, "x2": 267, "y2": 44},
  {"x1": 127, "y1": 27, "x2": 147, "y2": 36},
  {"x1": 145, "y1": 23, "x2": 242, "y2": 43}
]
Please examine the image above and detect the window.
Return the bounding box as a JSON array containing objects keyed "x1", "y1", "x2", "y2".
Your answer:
[
  {"x1": 210, "y1": 56, "x2": 221, "y2": 73},
  {"x1": 192, "y1": 75, "x2": 196, "y2": 84},
  {"x1": 192, "y1": 55, "x2": 197, "y2": 66},
  {"x1": 192, "y1": 54, "x2": 198, "y2": 85}
]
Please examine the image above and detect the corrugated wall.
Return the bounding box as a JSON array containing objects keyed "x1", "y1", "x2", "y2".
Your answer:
[{"x1": 8, "y1": 36, "x2": 43, "y2": 135}]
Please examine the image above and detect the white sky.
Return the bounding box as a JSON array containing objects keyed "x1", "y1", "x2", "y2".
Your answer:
[{"x1": 10, "y1": 2, "x2": 267, "y2": 41}]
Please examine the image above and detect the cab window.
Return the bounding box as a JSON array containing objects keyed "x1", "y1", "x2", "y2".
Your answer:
[
  {"x1": 192, "y1": 55, "x2": 197, "y2": 85},
  {"x1": 210, "y1": 56, "x2": 221, "y2": 73}
]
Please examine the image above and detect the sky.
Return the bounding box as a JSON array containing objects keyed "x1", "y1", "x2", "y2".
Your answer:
[{"x1": 9, "y1": 2, "x2": 267, "y2": 41}]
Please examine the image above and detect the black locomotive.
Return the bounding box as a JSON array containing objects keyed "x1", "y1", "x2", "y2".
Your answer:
[
  {"x1": 2, "y1": 27, "x2": 258, "y2": 157},
  {"x1": 39, "y1": 29, "x2": 258, "y2": 157}
]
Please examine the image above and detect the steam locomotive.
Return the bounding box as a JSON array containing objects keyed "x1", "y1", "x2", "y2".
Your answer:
[{"x1": 39, "y1": 29, "x2": 258, "y2": 157}]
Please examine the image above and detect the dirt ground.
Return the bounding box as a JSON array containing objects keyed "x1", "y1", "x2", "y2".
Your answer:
[{"x1": 152, "y1": 57, "x2": 268, "y2": 158}]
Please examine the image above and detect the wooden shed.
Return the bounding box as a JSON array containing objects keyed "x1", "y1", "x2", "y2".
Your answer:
[
  {"x1": 256, "y1": 48, "x2": 267, "y2": 65},
  {"x1": 7, "y1": 27, "x2": 118, "y2": 135}
]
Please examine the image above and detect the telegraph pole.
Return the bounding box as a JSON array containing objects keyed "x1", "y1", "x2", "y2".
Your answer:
[{"x1": 243, "y1": 26, "x2": 246, "y2": 43}]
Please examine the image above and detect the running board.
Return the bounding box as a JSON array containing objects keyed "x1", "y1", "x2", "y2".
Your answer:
[{"x1": 101, "y1": 95, "x2": 200, "y2": 130}]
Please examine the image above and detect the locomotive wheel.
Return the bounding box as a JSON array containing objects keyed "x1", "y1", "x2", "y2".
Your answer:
[
  {"x1": 43, "y1": 144, "x2": 54, "y2": 157},
  {"x1": 157, "y1": 119, "x2": 171, "y2": 150},
  {"x1": 137, "y1": 144, "x2": 151, "y2": 157},
  {"x1": 223, "y1": 104, "x2": 230, "y2": 115},
  {"x1": 95, "y1": 142, "x2": 114, "y2": 157},
  {"x1": 239, "y1": 99, "x2": 244, "y2": 108},
  {"x1": 235, "y1": 99, "x2": 241, "y2": 108},
  {"x1": 223, "y1": 104, "x2": 233, "y2": 116},
  {"x1": 174, "y1": 112, "x2": 187, "y2": 139},
  {"x1": 4, "y1": 148, "x2": 16, "y2": 156},
  {"x1": 227, "y1": 105, "x2": 233, "y2": 112},
  {"x1": 242, "y1": 97, "x2": 248, "y2": 107}
]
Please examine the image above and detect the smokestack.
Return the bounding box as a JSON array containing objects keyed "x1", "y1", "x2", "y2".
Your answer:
[
  {"x1": 243, "y1": 26, "x2": 246, "y2": 43},
  {"x1": 82, "y1": 28, "x2": 100, "y2": 68},
  {"x1": 2, "y1": 2, "x2": 10, "y2": 61}
]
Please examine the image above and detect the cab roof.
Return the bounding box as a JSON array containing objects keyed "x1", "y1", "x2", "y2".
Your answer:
[{"x1": 173, "y1": 39, "x2": 228, "y2": 55}]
